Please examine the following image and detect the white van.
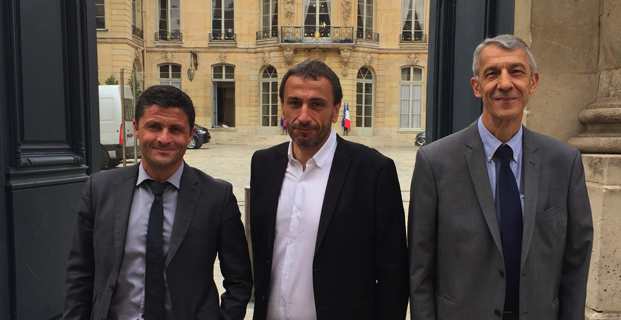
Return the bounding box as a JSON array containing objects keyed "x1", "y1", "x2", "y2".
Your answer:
[{"x1": 98, "y1": 85, "x2": 136, "y2": 168}]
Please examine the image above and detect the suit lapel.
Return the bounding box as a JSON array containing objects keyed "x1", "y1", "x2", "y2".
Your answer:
[
  {"x1": 520, "y1": 128, "x2": 540, "y2": 269},
  {"x1": 463, "y1": 126, "x2": 504, "y2": 256},
  {"x1": 166, "y1": 164, "x2": 200, "y2": 266},
  {"x1": 315, "y1": 136, "x2": 351, "y2": 253},
  {"x1": 112, "y1": 166, "x2": 139, "y2": 273},
  {"x1": 264, "y1": 144, "x2": 289, "y2": 259}
]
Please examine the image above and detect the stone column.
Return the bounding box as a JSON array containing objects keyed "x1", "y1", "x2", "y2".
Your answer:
[{"x1": 567, "y1": 1, "x2": 621, "y2": 319}]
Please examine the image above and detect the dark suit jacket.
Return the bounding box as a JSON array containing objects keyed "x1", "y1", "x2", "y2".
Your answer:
[
  {"x1": 63, "y1": 163, "x2": 252, "y2": 320},
  {"x1": 250, "y1": 136, "x2": 409, "y2": 320},
  {"x1": 409, "y1": 125, "x2": 593, "y2": 320}
]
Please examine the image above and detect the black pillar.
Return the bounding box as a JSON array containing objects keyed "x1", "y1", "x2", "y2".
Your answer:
[
  {"x1": 426, "y1": 0, "x2": 515, "y2": 142},
  {"x1": 0, "y1": 0, "x2": 100, "y2": 318}
]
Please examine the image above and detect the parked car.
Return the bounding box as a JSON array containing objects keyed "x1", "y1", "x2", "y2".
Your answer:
[{"x1": 188, "y1": 124, "x2": 211, "y2": 149}]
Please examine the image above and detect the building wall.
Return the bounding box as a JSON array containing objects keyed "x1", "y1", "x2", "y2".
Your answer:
[{"x1": 98, "y1": 0, "x2": 430, "y2": 146}]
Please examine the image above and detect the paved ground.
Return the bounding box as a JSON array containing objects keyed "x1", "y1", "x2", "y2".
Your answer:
[{"x1": 183, "y1": 141, "x2": 418, "y2": 319}]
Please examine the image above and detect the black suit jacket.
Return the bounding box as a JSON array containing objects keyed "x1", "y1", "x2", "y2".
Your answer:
[
  {"x1": 250, "y1": 136, "x2": 408, "y2": 320},
  {"x1": 63, "y1": 163, "x2": 252, "y2": 320}
]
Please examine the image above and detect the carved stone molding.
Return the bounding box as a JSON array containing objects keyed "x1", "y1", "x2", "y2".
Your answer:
[
  {"x1": 568, "y1": 97, "x2": 621, "y2": 154},
  {"x1": 283, "y1": 47, "x2": 295, "y2": 65},
  {"x1": 363, "y1": 54, "x2": 373, "y2": 66},
  {"x1": 263, "y1": 51, "x2": 271, "y2": 65},
  {"x1": 308, "y1": 48, "x2": 326, "y2": 61},
  {"x1": 339, "y1": 48, "x2": 352, "y2": 76},
  {"x1": 341, "y1": 0, "x2": 352, "y2": 24},
  {"x1": 218, "y1": 53, "x2": 227, "y2": 63},
  {"x1": 408, "y1": 53, "x2": 420, "y2": 66},
  {"x1": 285, "y1": 0, "x2": 295, "y2": 21}
]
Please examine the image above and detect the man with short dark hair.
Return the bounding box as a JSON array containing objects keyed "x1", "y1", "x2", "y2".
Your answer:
[
  {"x1": 250, "y1": 60, "x2": 409, "y2": 320},
  {"x1": 63, "y1": 85, "x2": 252, "y2": 320},
  {"x1": 409, "y1": 34, "x2": 593, "y2": 320}
]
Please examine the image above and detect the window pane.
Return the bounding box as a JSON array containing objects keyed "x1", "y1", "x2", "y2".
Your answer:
[
  {"x1": 401, "y1": 68, "x2": 410, "y2": 81},
  {"x1": 213, "y1": 66, "x2": 223, "y2": 79},
  {"x1": 365, "y1": 83, "x2": 372, "y2": 93},
  {"x1": 413, "y1": 68, "x2": 422, "y2": 81},
  {"x1": 225, "y1": 66, "x2": 234, "y2": 79},
  {"x1": 160, "y1": 65, "x2": 169, "y2": 78},
  {"x1": 262, "y1": 116, "x2": 269, "y2": 126},
  {"x1": 365, "y1": 93, "x2": 372, "y2": 106}
]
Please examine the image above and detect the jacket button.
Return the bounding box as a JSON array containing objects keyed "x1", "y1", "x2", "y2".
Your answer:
[
  {"x1": 499, "y1": 270, "x2": 504, "y2": 278},
  {"x1": 494, "y1": 309, "x2": 502, "y2": 317}
]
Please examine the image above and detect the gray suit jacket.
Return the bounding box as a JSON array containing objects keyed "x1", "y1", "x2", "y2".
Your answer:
[
  {"x1": 63, "y1": 164, "x2": 252, "y2": 320},
  {"x1": 409, "y1": 125, "x2": 593, "y2": 320}
]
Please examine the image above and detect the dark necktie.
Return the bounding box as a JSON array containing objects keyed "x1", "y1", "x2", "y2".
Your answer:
[
  {"x1": 494, "y1": 144, "x2": 523, "y2": 316},
  {"x1": 144, "y1": 180, "x2": 168, "y2": 320}
]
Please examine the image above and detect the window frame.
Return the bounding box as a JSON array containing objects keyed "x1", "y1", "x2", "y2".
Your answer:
[
  {"x1": 400, "y1": 0, "x2": 425, "y2": 42},
  {"x1": 399, "y1": 66, "x2": 423, "y2": 129},
  {"x1": 212, "y1": 0, "x2": 235, "y2": 40},
  {"x1": 159, "y1": 63, "x2": 182, "y2": 89},
  {"x1": 95, "y1": 0, "x2": 105, "y2": 30},
  {"x1": 261, "y1": 0, "x2": 278, "y2": 38},
  {"x1": 356, "y1": 0, "x2": 374, "y2": 40},
  {"x1": 260, "y1": 66, "x2": 279, "y2": 127},
  {"x1": 355, "y1": 67, "x2": 374, "y2": 128},
  {"x1": 303, "y1": 0, "x2": 332, "y2": 38}
]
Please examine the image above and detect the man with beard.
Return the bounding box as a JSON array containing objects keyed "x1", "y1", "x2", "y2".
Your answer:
[
  {"x1": 249, "y1": 60, "x2": 408, "y2": 320},
  {"x1": 63, "y1": 85, "x2": 252, "y2": 320}
]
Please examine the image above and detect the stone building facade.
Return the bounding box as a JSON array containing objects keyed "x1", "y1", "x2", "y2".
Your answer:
[
  {"x1": 516, "y1": 1, "x2": 621, "y2": 318},
  {"x1": 96, "y1": 0, "x2": 429, "y2": 146}
]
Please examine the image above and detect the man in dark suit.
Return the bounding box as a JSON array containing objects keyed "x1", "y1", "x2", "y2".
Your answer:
[
  {"x1": 409, "y1": 34, "x2": 593, "y2": 320},
  {"x1": 63, "y1": 85, "x2": 252, "y2": 320},
  {"x1": 250, "y1": 60, "x2": 408, "y2": 320}
]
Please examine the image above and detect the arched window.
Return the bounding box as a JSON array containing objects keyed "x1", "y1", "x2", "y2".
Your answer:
[
  {"x1": 261, "y1": 66, "x2": 278, "y2": 127},
  {"x1": 159, "y1": 63, "x2": 181, "y2": 88},
  {"x1": 401, "y1": 0, "x2": 424, "y2": 41},
  {"x1": 400, "y1": 66, "x2": 423, "y2": 128},
  {"x1": 356, "y1": 0, "x2": 373, "y2": 40},
  {"x1": 356, "y1": 67, "x2": 373, "y2": 128}
]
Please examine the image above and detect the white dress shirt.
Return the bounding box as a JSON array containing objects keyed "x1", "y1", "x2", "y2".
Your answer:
[
  {"x1": 266, "y1": 130, "x2": 337, "y2": 320},
  {"x1": 109, "y1": 162, "x2": 184, "y2": 320}
]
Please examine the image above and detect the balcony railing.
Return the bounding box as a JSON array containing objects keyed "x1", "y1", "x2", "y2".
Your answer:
[
  {"x1": 280, "y1": 26, "x2": 354, "y2": 44},
  {"x1": 256, "y1": 28, "x2": 279, "y2": 40},
  {"x1": 356, "y1": 30, "x2": 379, "y2": 42},
  {"x1": 132, "y1": 25, "x2": 143, "y2": 39},
  {"x1": 209, "y1": 31, "x2": 236, "y2": 41},
  {"x1": 155, "y1": 30, "x2": 182, "y2": 41},
  {"x1": 400, "y1": 31, "x2": 426, "y2": 43}
]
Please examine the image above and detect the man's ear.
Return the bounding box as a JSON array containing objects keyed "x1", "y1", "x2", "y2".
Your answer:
[
  {"x1": 470, "y1": 77, "x2": 482, "y2": 98},
  {"x1": 529, "y1": 72, "x2": 540, "y2": 94}
]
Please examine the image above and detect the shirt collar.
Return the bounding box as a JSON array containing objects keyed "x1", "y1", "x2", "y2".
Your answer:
[
  {"x1": 287, "y1": 129, "x2": 337, "y2": 169},
  {"x1": 477, "y1": 117, "x2": 522, "y2": 163},
  {"x1": 136, "y1": 161, "x2": 184, "y2": 189}
]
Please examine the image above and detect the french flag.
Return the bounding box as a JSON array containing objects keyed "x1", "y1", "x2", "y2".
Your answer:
[{"x1": 342, "y1": 103, "x2": 351, "y2": 130}]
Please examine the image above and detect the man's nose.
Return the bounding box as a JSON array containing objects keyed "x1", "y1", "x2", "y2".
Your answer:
[
  {"x1": 296, "y1": 104, "x2": 312, "y2": 122},
  {"x1": 497, "y1": 70, "x2": 513, "y2": 90},
  {"x1": 156, "y1": 129, "x2": 173, "y2": 143}
]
